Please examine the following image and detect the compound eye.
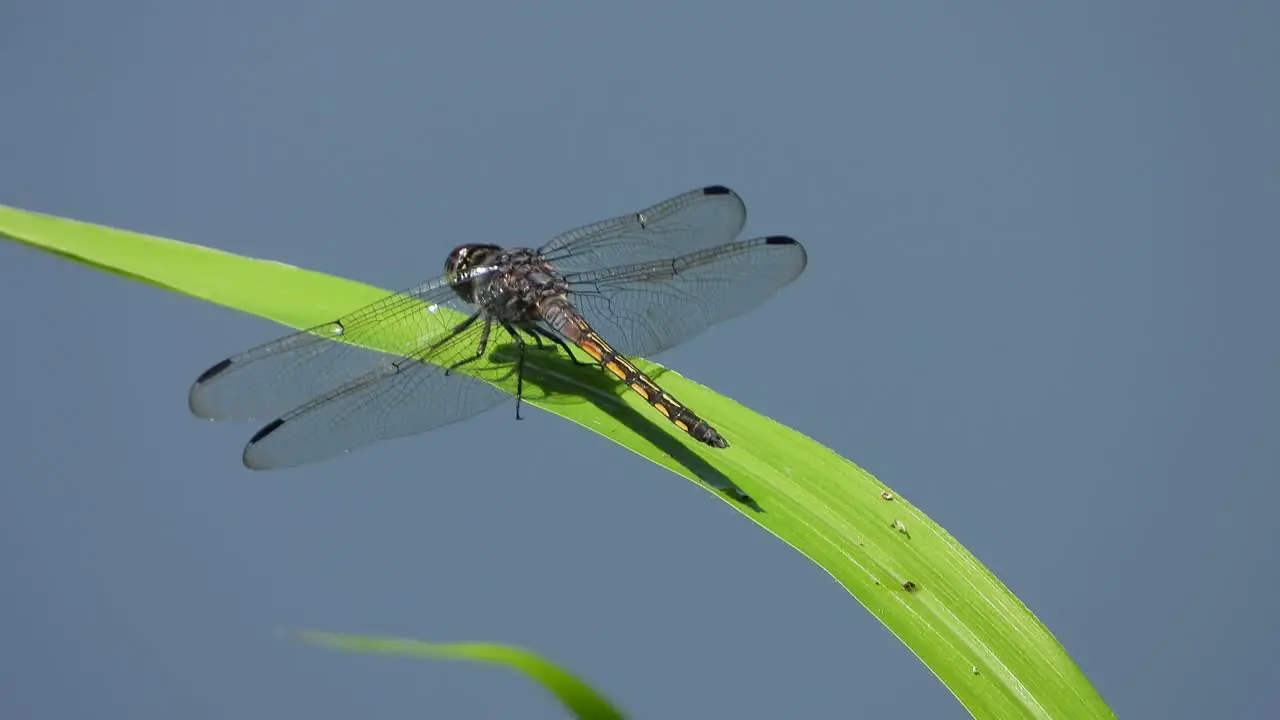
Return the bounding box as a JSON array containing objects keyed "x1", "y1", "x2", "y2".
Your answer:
[{"x1": 445, "y1": 247, "x2": 468, "y2": 274}]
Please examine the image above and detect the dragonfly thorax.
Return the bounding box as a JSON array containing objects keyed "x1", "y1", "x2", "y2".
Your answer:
[{"x1": 446, "y1": 244, "x2": 569, "y2": 325}]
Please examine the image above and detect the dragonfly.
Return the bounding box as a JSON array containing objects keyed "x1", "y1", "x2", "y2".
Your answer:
[{"x1": 189, "y1": 185, "x2": 807, "y2": 470}]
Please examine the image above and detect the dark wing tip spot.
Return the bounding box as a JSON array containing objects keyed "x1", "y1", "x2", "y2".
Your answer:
[
  {"x1": 702, "y1": 185, "x2": 733, "y2": 196},
  {"x1": 765, "y1": 235, "x2": 799, "y2": 245},
  {"x1": 195, "y1": 358, "x2": 233, "y2": 384},
  {"x1": 248, "y1": 418, "x2": 286, "y2": 445}
]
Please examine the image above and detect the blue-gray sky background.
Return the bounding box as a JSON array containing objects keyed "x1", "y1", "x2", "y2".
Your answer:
[{"x1": 2, "y1": 1, "x2": 1277, "y2": 718}]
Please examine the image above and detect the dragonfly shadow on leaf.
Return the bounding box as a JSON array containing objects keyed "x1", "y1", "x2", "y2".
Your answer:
[{"x1": 483, "y1": 341, "x2": 762, "y2": 512}]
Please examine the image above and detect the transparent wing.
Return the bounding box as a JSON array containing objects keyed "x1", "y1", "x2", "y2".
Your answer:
[
  {"x1": 189, "y1": 277, "x2": 470, "y2": 422},
  {"x1": 239, "y1": 326, "x2": 510, "y2": 469},
  {"x1": 537, "y1": 185, "x2": 747, "y2": 274},
  {"x1": 561, "y1": 236, "x2": 807, "y2": 359}
]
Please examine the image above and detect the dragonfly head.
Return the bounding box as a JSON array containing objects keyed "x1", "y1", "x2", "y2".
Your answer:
[{"x1": 445, "y1": 244, "x2": 501, "y2": 302}]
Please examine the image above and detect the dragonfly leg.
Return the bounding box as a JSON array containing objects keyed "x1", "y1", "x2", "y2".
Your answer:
[
  {"x1": 433, "y1": 311, "x2": 481, "y2": 352},
  {"x1": 530, "y1": 326, "x2": 591, "y2": 366},
  {"x1": 445, "y1": 315, "x2": 492, "y2": 376},
  {"x1": 501, "y1": 322, "x2": 528, "y2": 420}
]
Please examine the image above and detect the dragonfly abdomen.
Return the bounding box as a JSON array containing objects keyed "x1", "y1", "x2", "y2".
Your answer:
[{"x1": 539, "y1": 297, "x2": 728, "y2": 448}]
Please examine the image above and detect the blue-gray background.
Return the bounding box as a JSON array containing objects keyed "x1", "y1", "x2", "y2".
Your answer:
[{"x1": 2, "y1": 2, "x2": 1276, "y2": 718}]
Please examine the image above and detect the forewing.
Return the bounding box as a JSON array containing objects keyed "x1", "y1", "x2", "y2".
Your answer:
[
  {"x1": 562, "y1": 236, "x2": 807, "y2": 359},
  {"x1": 189, "y1": 277, "x2": 472, "y2": 422},
  {"x1": 537, "y1": 185, "x2": 747, "y2": 274}
]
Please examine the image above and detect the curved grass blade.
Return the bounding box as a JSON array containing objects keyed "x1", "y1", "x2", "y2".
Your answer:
[
  {"x1": 298, "y1": 631, "x2": 625, "y2": 720},
  {"x1": 0, "y1": 204, "x2": 1116, "y2": 718}
]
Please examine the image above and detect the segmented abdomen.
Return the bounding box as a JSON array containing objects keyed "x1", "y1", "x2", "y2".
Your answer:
[{"x1": 539, "y1": 298, "x2": 727, "y2": 448}]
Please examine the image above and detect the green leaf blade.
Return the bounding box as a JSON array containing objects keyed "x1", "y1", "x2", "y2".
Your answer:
[
  {"x1": 1, "y1": 204, "x2": 1115, "y2": 718},
  {"x1": 298, "y1": 632, "x2": 626, "y2": 720}
]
